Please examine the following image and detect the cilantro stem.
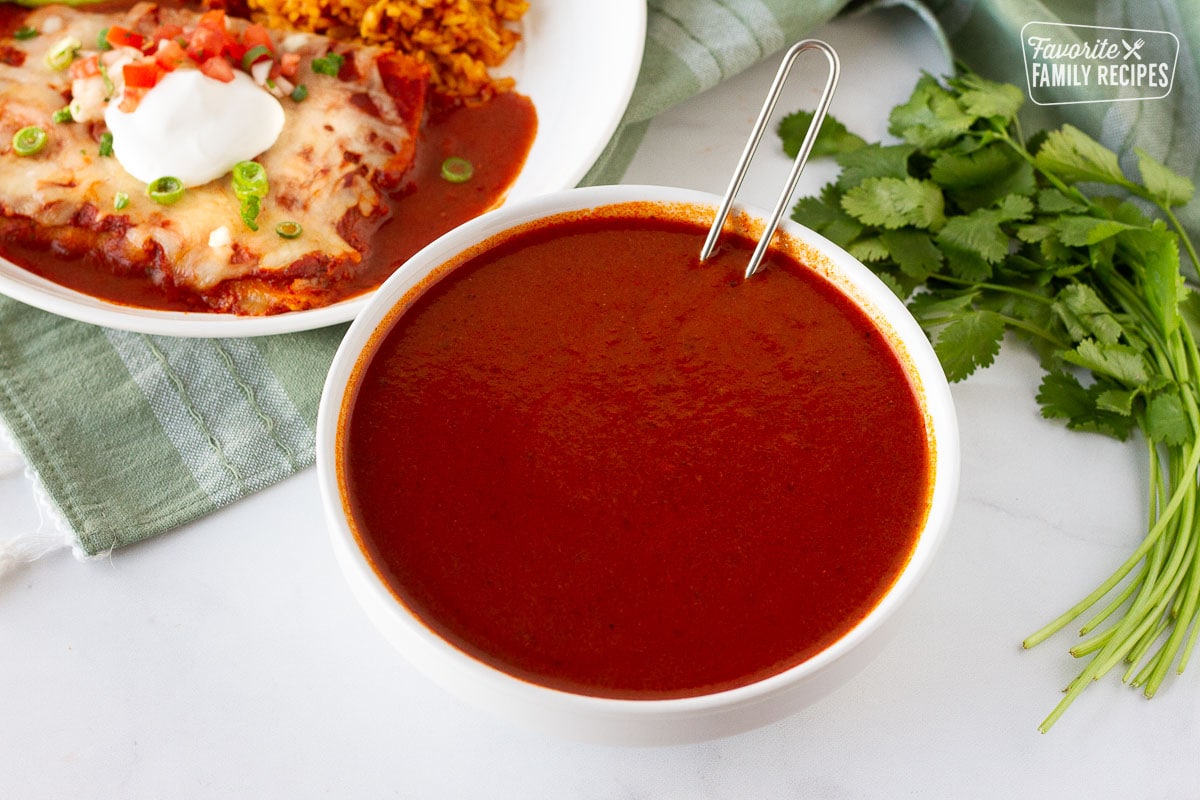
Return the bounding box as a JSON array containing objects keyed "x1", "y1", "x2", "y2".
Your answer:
[
  {"x1": 1179, "y1": 588, "x2": 1200, "y2": 673},
  {"x1": 1077, "y1": 561, "x2": 1145, "y2": 634},
  {"x1": 922, "y1": 273, "x2": 1069, "y2": 349},
  {"x1": 1142, "y1": 513, "x2": 1199, "y2": 695},
  {"x1": 1171, "y1": 214, "x2": 1200, "y2": 280},
  {"x1": 928, "y1": 273, "x2": 1053, "y2": 305},
  {"x1": 991, "y1": 125, "x2": 1090, "y2": 206},
  {"x1": 1023, "y1": 431, "x2": 1200, "y2": 650},
  {"x1": 992, "y1": 315, "x2": 1067, "y2": 349}
]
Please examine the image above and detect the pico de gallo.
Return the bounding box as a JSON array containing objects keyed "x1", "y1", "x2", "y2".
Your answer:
[{"x1": 57, "y1": 8, "x2": 316, "y2": 118}]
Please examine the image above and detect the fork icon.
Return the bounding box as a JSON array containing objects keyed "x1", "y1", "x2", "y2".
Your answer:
[{"x1": 1122, "y1": 38, "x2": 1146, "y2": 60}]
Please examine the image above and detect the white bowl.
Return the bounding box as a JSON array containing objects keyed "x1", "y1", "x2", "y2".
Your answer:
[{"x1": 315, "y1": 184, "x2": 960, "y2": 745}]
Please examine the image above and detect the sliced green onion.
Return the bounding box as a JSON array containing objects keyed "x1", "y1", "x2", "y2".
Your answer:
[
  {"x1": 231, "y1": 160, "x2": 268, "y2": 200},
  {"x1": 275, "y1": 220, "x2": 303, "y2": 239},
  {"x1": 113, "y1": 191, "x2": 129, "y2": 211},
  {"x1": 97, "y1": 27, "x2": 112, "y2": 51},
  {"x1": 100, "y1": 63, "x2": 114, "y2": 100},
  {"x1": 311, "y1": 52, "x2": 344, "y2": 76},
  {"x1": 440, "y1": 156, "x2": 474, "y2": 183},
  {"x1": 290, "y1": 83, "x2": 308, "y2": 102},
  {"x1": 52, "y1": 106, "x2": 73, "y2": 124},
  {"x1": 98, "y1": 132, "x2": 113, "y2": 157},
  {"x1": 44, "y1": 36, "x2": 81, "y2": 71},
  {"x1": 146, "y1": 176, "x2": 184, "y2": 205},
  {"x1": 14, "y1": 26, "x2": 39, "y2": 41},
  {"x1": 231, "y1": 161, "x2": 268, "y2": 230},
  {"x1": 12, "y1": 126, "x2": 47, "y2": 156},
  {"x1": 242, "y1": 44, "x2": 273, "y2": 72},
  {"x1": 240, "y1": 196, "x2": 261, "y2": 231}
]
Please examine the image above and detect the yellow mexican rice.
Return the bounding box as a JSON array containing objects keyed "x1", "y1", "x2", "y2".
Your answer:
[{"x1": 247, "y1": 0, "x2": 528, "y2": 101}]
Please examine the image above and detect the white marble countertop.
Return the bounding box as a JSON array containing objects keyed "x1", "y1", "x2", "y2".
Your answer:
[{"x1": 2, "y1": 7, "x2": 1197, "y2": 798}]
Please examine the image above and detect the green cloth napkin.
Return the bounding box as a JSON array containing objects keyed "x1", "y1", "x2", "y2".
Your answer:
[
  {"x1": 3, "y1": 0, "x2": 1198, "y2": 557},
  {"x1": 0, "y1": 0, "x2": 848, "y2": 557}
]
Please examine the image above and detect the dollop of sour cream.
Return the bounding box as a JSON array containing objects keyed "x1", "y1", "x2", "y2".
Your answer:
[{"x1": 104, "y1": 69, "x2": 285, "y2": 188}]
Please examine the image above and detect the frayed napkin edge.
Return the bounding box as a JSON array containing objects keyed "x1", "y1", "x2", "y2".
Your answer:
[{"x1": 0, "y1": 419, "x2": 92, "y2": 578}]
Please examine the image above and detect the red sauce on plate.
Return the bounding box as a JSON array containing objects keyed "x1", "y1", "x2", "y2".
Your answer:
[{"x1": 339, "y1": 209, "x2": 935, "y2": 699}]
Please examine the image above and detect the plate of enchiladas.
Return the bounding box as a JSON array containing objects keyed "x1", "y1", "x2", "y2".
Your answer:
[{"x1": 0, "y1": 0, "x2": 645, "y2": 336}]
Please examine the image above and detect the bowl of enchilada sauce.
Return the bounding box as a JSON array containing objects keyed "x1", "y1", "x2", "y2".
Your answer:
[{"x1": 316, "y1": 184, "x2": 959, "y2": 745}]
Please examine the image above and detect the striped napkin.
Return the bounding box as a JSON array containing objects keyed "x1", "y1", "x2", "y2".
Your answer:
[{"x1": 2, "y1": 0, "x2": 1197, "y2": 561}]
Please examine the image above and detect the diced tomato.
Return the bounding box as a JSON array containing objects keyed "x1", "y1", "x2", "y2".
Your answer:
[
  {"x1": 105, "y1": 25, "x2": 146, "y2": 51},
  {"x1": 223, "y1": 38, "x2": 246, "y2": 63},
  {"x1": 200, "y1": 55, "x2": 235, "y2": 82},
  {"x1": 154, "y1": 39, "x2": 188, "y2": 71},
  {"x1": 119, "y1": 85, "x2": 147, "y2": 113},
  {"x1": 122, "y1": 60, "x2": 161, "y2": 89},
  {"x1": 186, "y1": 25, "x2": 226, "y2": 62},
  {"x1": 278, "y1": 52, "x2": 300, "y2": 79},
  {"x1": 69, "y1": 53, "x2": 100, "y2": 80},
  {"x1": 241, "y1": 24, "x2": 275, "y2": 54},
  {"x1": 196, "y1": 8, "x2": 227, "y2": 32},
  {"x1": 189, "y1": 22, "x2": 245, "y2": 63},
  {"x1": 150, "y1": 23, "x2": 185, "y2": 43}
]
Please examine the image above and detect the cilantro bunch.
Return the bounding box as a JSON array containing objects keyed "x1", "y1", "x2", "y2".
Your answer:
[{"x1": 783, "y1": 71, "x2": 1200, "y2": 731}]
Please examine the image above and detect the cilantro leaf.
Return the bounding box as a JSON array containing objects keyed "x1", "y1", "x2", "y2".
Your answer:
[
  {"x1": 1137, "y1": 231, "x2": 1183, "y2": 335},
  {"x1": 849, "y1": 237, "x2": 889, "y2": 262},
  {"x1": 880, "y1": 229, "x2": 943, "y2": 278},
  {"x1": 996, "y1": 194, "x2": 1035, "y2": 222},
  {"x1": 1016, "y1": 222, "x2": 1053, "y2": 244},
  {"x1": 940, "y1": 242, "x2": 992, "y2": 282},
  {"x1": 1037, "y1": 371, "x2": 1136, "y2": 440},
  {"x1": 1037, "y1": 188, "x2": 1088, "y2": 214},
  {"x1": 1037, "y1": 370, "x2": 1094, "y2": 421},
  {"x1": 934, "y1": 198, "x2": 1030, "y2": 265},
  {"x1": 1061, "y1": 338, "x2": 1150, "y2": 386},
  {"x1": 1095, "y1": 387, "x2": 1137, "y2": 416},
  {"x1": 1053, "y1": 284, "x2": 1124, "y2": 345},
  {"x1": 907, "y1": 289, "x2": 978, "y2": 325},
  {"x1": 835, "y1": 143, "x2": 916, "y2": 188},
  {"x1": 1053, "y1": 215, "x2": 1140, "y2": 247},
  {"x1": 840, "y1": 177, "x2": 945, "y2": 230},
  {"x1": 1034, "y1": 125, "x2": 1129, "y2": 187},
  {"x1": 1135, "y1": 148, "x2": 1195, "y2": 208},
  {"x1": 929, "y1": 143, "x2": 1037, "y2": 210},
  {"x1": 936, "y1": 214, "x2": 1008, "y2": 264},
  {"x1": 948, "y1": 72, "x2": 1024, "y2": 122},
  {"x1": 954, "y1": 162, "x2": 1037, "y2": 211},
  {"x1": 1180, "y1": 287, "x2": 1200, "y2": 339},
  {"x1": 778, "y1": 110, "x2": 866, "y2": 159},
  {"x1": 792, "y1": 189, "x2": 863, "y2": 247},
  {"x1": 930, "y1": 308, "x2": 1005, "y2": 381},
  {"x1": 1146, "y1": 390, "x2": 1190, "y2": 445},
  {"x1": 888, "y1": 74, "x2": 975, "y2": 148},
  {"x1": 930, "y1": 143, "x2": 1016, "y2": 189}
]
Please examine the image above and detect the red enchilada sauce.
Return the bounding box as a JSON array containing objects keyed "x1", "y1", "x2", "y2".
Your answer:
[{"x1": 341, "y1": 210, "x2": 934, "y2": 699}]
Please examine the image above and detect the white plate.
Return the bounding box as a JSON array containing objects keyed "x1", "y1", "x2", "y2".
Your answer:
[{"x1": 0, "y1": 1, "x2": 646, "y2": 337}]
